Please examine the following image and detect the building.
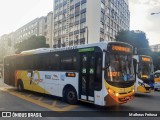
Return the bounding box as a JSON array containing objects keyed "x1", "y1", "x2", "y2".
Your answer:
[
  {"x1": 0, "y1": 33, "x2": 16, "y2": 55},
  {"x1": 15, "y1": 12, "x2": 53, "y2": 47},
  {"x1": 150, "y1": 44, "x2": 160, "y2": 52},
  {"x1": 2, "y1": 12, "x2": 54, "y2": 48},
  {"x1": 39, "y1": 12, "x2": 53, "y2": 47},
  {"x1": 15, "y1": 18, "x2": 39, "y2": 44},
  {"x1": 52, "y1": 0, "x2": 130, "y2": 48}
]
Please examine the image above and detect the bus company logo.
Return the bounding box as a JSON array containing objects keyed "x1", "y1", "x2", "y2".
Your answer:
[
  {"x1": 52, "y1": 74, "x2": 59, "y2": 80},
  {"x1": 32, "y1": 79, "x2": 43, "y2": 84},
  {"x1": 2, "y1": 112, "x2": 11, "y2": 117},
  {"x1": 45, "y1": 75, "x2": 51, "y2": 79}
]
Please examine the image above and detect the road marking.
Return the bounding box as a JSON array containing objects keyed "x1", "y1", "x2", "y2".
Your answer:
[
  {"x1": 37, "y1": 97, "x2": 43, "y2": 101},
  {"x1": 27, "y1": 94, "x2": 32, "y2": 97},
  {"x1": 0, "y1": 88, "x2": 78, "y2": 111},
  {"x1": 51, "y1": 101, "x2": 57, "y2": 106}
]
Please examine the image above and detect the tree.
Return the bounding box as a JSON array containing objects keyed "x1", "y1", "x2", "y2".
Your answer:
[
  {"x1": 150, "y1": 52, "x2": 160, "y2": 71},
  {"x1": 0, "y1": 44, "x2": 7, "y2": 63},
  {"x1": 115, "y1": 30, "x2": 151, "y2": 55},
  {"x1": 15, "y1": 35, "x2": 49, "y2": 54},
  {"x1": 7, "y1": 38, "x2": 12, "y2": 47}
]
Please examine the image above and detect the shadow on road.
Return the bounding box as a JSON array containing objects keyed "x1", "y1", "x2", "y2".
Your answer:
[
  {"x1": 100, "y1": 104, "x2": 137, "y2": 111},
  {"x1": 135, "y1": 93, "x2": 153, "y2": 98},
  {"x1": 77, "y1": 101, "x2": 138, "y2": 111}
]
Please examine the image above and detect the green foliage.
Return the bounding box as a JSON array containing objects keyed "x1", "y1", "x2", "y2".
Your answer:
[
  {"x1": 8, "y1": 38, "x2": 11, "y2": 47},
  {"x1": 115, "y1": 30, "x2": 151, "y2": 55},
  {"x1": 150, "y1": 52, "x2": 160, "y2": 71},
  {"x1": 0, "y1": 44, "x2": 7, "y2": 63},
  {"x1": 15, "y1": 35, "x2": 49, "y2": 54}
]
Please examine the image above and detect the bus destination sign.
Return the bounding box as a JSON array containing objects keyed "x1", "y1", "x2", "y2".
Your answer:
[
  {"x1": 112, "y1": 45, "x2": 131, "y2": 53},
  {"x1": 141, "y1": 57, "x2": 151, "y2": 62},
  {"x1": 107, "y1": 42, "x2": 133, "y2": 54}
]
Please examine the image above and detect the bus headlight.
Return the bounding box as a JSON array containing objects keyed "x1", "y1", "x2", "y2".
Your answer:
[
  {"x1": 115, "y1": 93, "x2": 119, "y2": 97},
  {"x1": 108, "y1": 89, "x2": 111, "y2": 93},
  {"x1": 108, "y1": 89, "x2": 119, "y2": 96}
]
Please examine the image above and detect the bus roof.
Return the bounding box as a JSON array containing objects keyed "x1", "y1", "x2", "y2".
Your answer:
[
  {"x1": 20, "y1": 41, "x2": 133, "y2": 55},
  {"x1": 20, "y1": 42, "x2": 108, "y2": 55},
  {"x1": 133, "y1": 55, "x2": 152, "y2": 58},
  {"x1": 3, "y1": 41, "x2": 133, "y2": 58},
  {"x1": 154, "y1": 70, "x2": 160, "y2": 74}
]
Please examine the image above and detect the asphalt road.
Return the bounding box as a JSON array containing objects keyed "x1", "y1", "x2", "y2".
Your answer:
[{"x1": 0, "y1": 78, "x2": 160, "y2": 120}]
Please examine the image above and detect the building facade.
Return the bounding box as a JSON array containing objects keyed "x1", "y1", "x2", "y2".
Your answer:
[
  {"x1": 0, "y1": 33, "x2": 16, "y2": 55},
  {"x1": 46, "y1": 12, "x2": 53, "y2": 47},
  {"x1": 150, "y1": 44, "x2": 160, "y2": 52},
  {"x1": 38, "y1": 12, "x2": 53, "y2": 47},
  {"x1": 15, "y1": 18, "x2": 39, "y2": 44},
  {"x1": 53, "y1": 0, "x2": 130, "y2": 48},
  {"x1": 0, "y1": 12, "x2": 53, "y2": 49},
  {"x1": 15, "y1": 12, "x2": 53, "y2": 47}
]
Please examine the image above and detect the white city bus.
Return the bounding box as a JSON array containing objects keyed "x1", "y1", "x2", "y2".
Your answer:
[
  {"x1": 133, "y1": 55, "x2": 154, "y2": 93},
  {"x1": 154, "y1": 70, "x2": 160, "y2": 90},
  {"x1": 4, "y1": 42, "x2": 135, "y2": 106}
]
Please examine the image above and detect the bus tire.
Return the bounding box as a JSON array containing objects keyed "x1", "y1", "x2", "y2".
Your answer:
[
  {"x1": 17, "y1": 80, "x2": 24, "y2": 92},
  {"x1": 65, "y1": 87, "x2": 78, "y2": 105}
]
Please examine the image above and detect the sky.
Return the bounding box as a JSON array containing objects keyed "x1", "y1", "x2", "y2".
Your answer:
[
  {"x1": 0, "y1": 0, "x2": 160, "y2": 45},
  {"x1": 0, "y1": 0, "x2": 53, "y2": 36},
  {"x1": 129, "y1": 0, "x2": 160, "y2": 45}
]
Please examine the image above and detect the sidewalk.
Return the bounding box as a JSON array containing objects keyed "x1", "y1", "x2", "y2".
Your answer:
[{"x1": 0, "y1": 78, "x2": 14, "y2": 89}]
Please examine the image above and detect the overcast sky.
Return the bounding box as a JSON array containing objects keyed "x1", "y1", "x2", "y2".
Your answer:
[
  {"x1": 129, "y1": 0, "x2": 160, "y2": 45},
  {"x1": 0, "y1": 0, "x2": 160, "y2": 45},
  {"x1": 0, "y1": 0, "x2": 53, "y2": 36}
]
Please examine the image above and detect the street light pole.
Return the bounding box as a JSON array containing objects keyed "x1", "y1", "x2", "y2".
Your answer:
[{"x1": 151, "y1": 12, "x2": 160, "y2": 15}]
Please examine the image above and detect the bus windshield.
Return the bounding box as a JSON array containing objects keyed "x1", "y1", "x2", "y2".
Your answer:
[
  {"x1": 105, "y1": 54, "x2": 134, "y2": 82},
  {"x1": 138, "y1": 62, "x2": 153, "y2": 79}
]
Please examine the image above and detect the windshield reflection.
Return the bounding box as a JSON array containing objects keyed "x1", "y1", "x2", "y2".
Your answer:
[
  {"x1": 138, "y1": 62, "x2": 153, "y2": 79},
  {"x1": 105, "y1": 54, "x2": 134, "y2": 82}
]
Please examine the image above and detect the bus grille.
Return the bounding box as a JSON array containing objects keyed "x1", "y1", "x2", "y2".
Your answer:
[{"x1": 107, "y1": 81, "x2": 135, "y2": 88}]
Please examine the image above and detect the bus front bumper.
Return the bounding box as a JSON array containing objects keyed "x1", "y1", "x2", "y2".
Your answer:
[{"x1": 104, "y1": 92, "x2": 135, "y2": 105}]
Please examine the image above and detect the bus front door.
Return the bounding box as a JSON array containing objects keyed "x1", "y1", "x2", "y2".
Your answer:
[{"x1": 79, "y1": 52, "x2": 95, "y2": 102}]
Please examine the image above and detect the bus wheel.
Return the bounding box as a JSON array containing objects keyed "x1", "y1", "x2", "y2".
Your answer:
[
  {"x1": 65, "y1": 87, "x2": 77, "y2": 105},
  {"x1": 17, "y1": 80, "x2": 24, "y2": 92}
]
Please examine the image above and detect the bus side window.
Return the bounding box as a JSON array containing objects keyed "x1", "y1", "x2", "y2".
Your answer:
[
  {"x1": 36, "y1": 54, "x2": 43, "y2": 70},
  {"x1": 61, "y1": 52, "x2": 77, "y2": 71},
  {"x1": 33, "y1": 55, "x2": 42, "y2": 70},
  {"x1": 43, "y1": 53, "x2": 51, "y2": 70},
  {"x1": 50, "y1": 53, "x2": 60, "y2": 71},
  {"x1": 16, "y1": 56, "x2": 25, "y2": 70},
  {"x1": 21, "y1": 55, "x2": 33, "y2": 70},
  {"x1": 95, "y1": 53, "x2": 102, "y2": 91}
]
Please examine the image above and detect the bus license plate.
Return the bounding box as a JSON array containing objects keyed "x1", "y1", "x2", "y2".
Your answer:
[{"x1": 125, "y1": 97, "x2": 130, "y2": 100}]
